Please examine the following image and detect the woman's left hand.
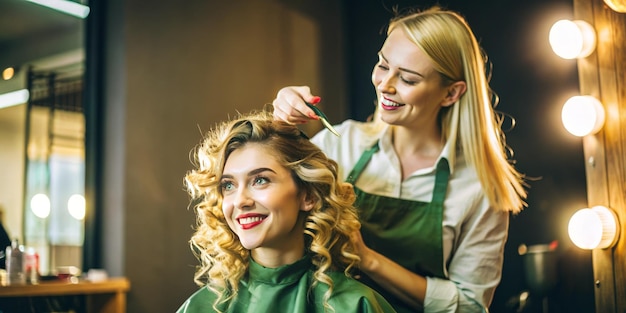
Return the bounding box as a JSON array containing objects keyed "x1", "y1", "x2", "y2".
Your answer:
[{"x1": 351, "y1": 229, "x2": 374, "y2": 271}]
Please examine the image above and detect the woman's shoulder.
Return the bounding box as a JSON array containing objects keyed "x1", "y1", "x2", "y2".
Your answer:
[
  {"x1": 325, "y1": 272, "x2": 374, "y2": 294},
  {"x1": 313, "y1": 119, "x2": 368, "y2": 138},
  {"x1": 312, "y1": 119, "x2": 382, "y2": 155},
  {"x1": 177, "y1": 274, "x2": 396, "y2": 313},
  {"x1": 335, "y1": 119, "x2": 380, "y2": 137},
  {"x1": 176, "y1": 286, "x2": 217, "y2": 313},
  {"x1": 323, "y1": 273, "x2": 397, "y2": 312}
]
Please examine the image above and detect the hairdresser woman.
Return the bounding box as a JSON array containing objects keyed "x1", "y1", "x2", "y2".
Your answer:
[{"x1": 271, "y1": 6, "x2": 527, "y2": 313}]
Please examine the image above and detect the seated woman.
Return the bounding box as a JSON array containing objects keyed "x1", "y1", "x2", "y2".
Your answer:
[{"x1": 177, "y1": 110, "x2": 395, "y2": 313}]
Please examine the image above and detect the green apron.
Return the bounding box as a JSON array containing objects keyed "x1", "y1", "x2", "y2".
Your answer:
[{"x1": 346, "y1": 142, "x2": 450, "y2": 313}]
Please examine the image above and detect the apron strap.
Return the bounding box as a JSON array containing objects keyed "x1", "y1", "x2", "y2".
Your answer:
[
  {"x1": 431, "y1": 158, "x2": 450, "y2": 205},
  {"x1": 346, "y1": 142, "x2": 380, "y2": 184},
  {"x1": 346, "y1": 141, "x2": 451, "y2": 203}
]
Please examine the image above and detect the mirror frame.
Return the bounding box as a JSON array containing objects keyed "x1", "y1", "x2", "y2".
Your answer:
[{"x1": 82, "y1": 0, "x2": 102, "y2": 270}]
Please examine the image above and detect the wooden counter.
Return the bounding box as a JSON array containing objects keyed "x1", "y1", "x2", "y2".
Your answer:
[{"x1": 0, "y1": 277, "x2": 130, "y2": 313}]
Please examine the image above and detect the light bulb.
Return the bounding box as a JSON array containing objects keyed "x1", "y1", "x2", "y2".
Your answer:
[
  {"x1": 31, "y1": 193, "x2": 51, "y2": 218},
  {"x1": 561, "y1": 96, "x2": 605, "y2": 137},
  {"x1": 2, "y1": 67, "x2": 15, "y2": 80},
  {"x1": 604, "y1": 0, "x2": 626, "y2": 13},
  {"x1": 568, "y1": 206, "x2": 619, "y2": 249},
  {"x1": 67, "y1": 194, "x2": 86, "y2": 220},
  {"x1": 549, "y1": 20, "x2": 596, "y2": 59}
]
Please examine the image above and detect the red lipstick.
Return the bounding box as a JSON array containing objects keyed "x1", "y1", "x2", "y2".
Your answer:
[{"x1": 237, "y1": 213, "x2": 267, "y2": 230}]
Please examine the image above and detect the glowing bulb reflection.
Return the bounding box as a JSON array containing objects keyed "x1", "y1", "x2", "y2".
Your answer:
[
  {"x1": 2, "y1": 67, "x2": 15, "y2": 80},
  {"x1": 67, "y1": 194, "x2": 86, "y2": 220},
  {"x1": 31, "y1": 193, "x2": 51, "y2": 218}
]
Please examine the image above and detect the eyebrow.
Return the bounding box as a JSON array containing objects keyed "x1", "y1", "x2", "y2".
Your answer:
[
  {"x1": 221, "y1": 167, "x2": 276, "y2": 179},
  {"x1": 378, "y1": 51, "x2": 424, "y2": 78}
]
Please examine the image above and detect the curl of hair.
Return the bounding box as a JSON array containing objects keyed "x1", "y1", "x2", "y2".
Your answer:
[
  {"x1": 377, "y1": 6, "x2": 527, "y2": 213},
  {"x1": 184, "y1": 110, "x2": 361, "y2": 312}
]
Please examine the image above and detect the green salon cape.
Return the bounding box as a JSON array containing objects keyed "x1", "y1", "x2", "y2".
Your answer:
[{"x1": 177, "y1": 255, "x2": 396, "y2": 313}]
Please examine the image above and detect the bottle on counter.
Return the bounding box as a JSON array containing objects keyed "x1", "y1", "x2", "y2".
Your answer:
[
  {"x1": 5, "y1": 238, "x2": 26, "y2": 285},
  {"x1": 24, "y1": 247, "x2": 40, "y2": 284}
]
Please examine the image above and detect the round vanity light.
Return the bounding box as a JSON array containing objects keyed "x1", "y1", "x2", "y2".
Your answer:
[
  {"x1": 561, "y1": 95, "x2": 605, "y2": 137},
  {"x1": 549, "y1": 19, "x2": 596, "y2": 59},
  {"x1": 604, "y1": 0, "x2": 626, "y2": 13},
  {"x1": 568, "y1": 206, "x2": 619, "y2": 250}
]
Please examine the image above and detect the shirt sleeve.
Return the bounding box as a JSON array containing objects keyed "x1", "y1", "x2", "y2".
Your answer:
[{"x1": 424, "y1": 196, "x2": 509, "y2": 313}]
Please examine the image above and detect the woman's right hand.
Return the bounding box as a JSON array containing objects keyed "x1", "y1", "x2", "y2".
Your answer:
[{"x1": 272, "y1": 86, "x2": 321, "y2": 124}]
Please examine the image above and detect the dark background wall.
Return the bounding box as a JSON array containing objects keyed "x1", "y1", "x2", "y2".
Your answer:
[{"x1": 343, "y1": 1, "x2": 594, "y2": 312}]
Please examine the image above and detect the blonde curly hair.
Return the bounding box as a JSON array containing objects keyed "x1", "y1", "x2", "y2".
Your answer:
[{"x1": 184, "y1": 110, "x2": 361, "y2": 312}]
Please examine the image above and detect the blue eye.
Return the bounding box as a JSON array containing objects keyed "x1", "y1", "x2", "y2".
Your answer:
[
  {"x1": 220, "y1": 181, "x2": 234, "y2": 192},
  {"x1": 252, "y1": 176, "x2": 269, "y2": 186}
]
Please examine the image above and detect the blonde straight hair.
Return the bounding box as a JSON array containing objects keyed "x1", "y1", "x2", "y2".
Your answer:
[{"x1": 379, "y1": 7, "x2": 527, "y2": 213}]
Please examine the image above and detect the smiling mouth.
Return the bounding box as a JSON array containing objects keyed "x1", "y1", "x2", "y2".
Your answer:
[
  {"x1": 238, "y1": 216, "x2": 267, "y2": 230},
  {"x1": 381, "y1": 97, "x2": 404, "y2": 109}
]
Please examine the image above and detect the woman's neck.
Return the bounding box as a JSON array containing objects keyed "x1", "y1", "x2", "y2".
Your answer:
[
  {"x1": 250, "y1": 225, "x2": 306, "y2": 268},
  {"x1": 251, "y1": 247, "x2": 305, "y2": 268},
  {"x1": 391, "y1": 125, "x2": 444, "y2": 178}
]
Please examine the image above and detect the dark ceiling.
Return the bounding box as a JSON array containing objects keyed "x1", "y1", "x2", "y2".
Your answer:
[{"x1": 0, "y1": 0, "x2": 84, "y2": 69}]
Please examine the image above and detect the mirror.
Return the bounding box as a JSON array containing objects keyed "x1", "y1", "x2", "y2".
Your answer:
[
  {"x1": 24, "y1": 59, "x2": 86, "y2": 275},
  {"x1": 0, "y1": 1, "x2": 86, "y2": 276},
  {"x1": 0, "y1": 68, "x2": 28, "y2": 247}
]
